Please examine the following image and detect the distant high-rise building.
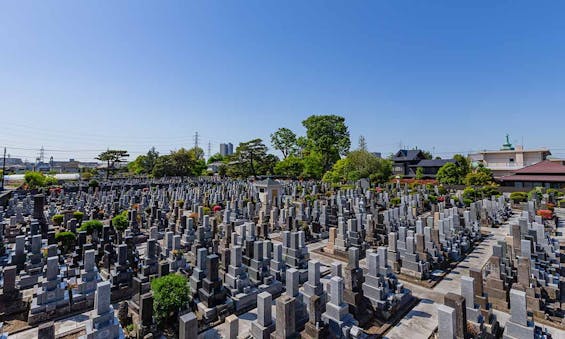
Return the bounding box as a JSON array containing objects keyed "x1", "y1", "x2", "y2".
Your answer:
[{"x1": 220, "y1": 142, "x2": 234, "y2": 157}]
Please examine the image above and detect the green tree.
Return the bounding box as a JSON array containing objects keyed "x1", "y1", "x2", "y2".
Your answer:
[
  {"x1": 207, "y1": 153, "x2": 226, "y2": 164},
  {"x1": 274, "y1": 156, "x2": 304, "y2": 178},
  {"x1": 144, "y1": 147, "x2": 160, "y2": 173},
  {"x1": 415, "y1": 167, "x2": 425, "y2": 180},
  {"x1": 78, "y1": 220, "x2": 104, "y2": 234},
  {"x1": 151, "y1": 274, "x2": 191, "y2": 327},
  {"x1": 52, "y1": 214, "x2": 64, "y2": 225},
  {"x1": 73, "y1": 211, "x2": 84, "y2": 222},
  {"x1": 454, "y1": 154, "x2": 471, "y2": 178},
  {"x1": 256, "y1": 154, "x2": 279, "y2": 176},
  {"x1": 323, "y1": 149, "x2": 391, "y2": 184},
  {"x1": 436, "y1": 162, "x2": 460, "y2": 185},
  {"x1": 112, "y1": 211, "x2": 129, "y2": 233},
  {"x1": 270, "y1": 127, "x2": 298, "y2": 159},
  {"x1": 301, "y1": 151, "x2": 325, "y2": 179},
  {"x1": 128, "y1": 155, "x2": 147, "y2": 174},
  {"x1": 152, "y1": 147, "x2": 205, "y2": 179},
  {"x1": 464, "y1": 166, "x2": 494, "y2": 187},
  {"x1": 421, "y1": 150, "x2": 433, "y2": 160},
  {"x1": 302, "y1": 115, "x2": 351, "y2": 171},
  {"x1": 510, "y1": 192, "x2": 528, "y2": 203},
  {"x1": 233, "y1": 139, "x2": 269, "y2": 178},
  {"x1": 436, "y1": 154, "x2": 471, "y2": 185},
  {"x1": 24, "y1": 171, "x2": 49, "y2": 189},
  {"x1": 96, "y1": 150, "x2": 129, "y2": 180},
  {"x1": 55, "y1": 231, "x2": 76, "y2": 254},
  {"x1": 152, "y1": 154, "x2": 175, "y2": 178}
]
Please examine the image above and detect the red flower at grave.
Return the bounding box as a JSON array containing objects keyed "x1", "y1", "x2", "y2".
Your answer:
[
  {"x1": 437, "y1": 196, "x2": 445, "y2": 202},
  {"x1": 536, "y1": 210, "x2": 553, "y2": 219},
  {"x1": 213, "y1": 205, "x2": 221, "y2": 212}
]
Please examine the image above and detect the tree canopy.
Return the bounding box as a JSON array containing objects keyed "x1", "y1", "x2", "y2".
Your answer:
[
  {"x1": 302, "y1": 115, "x2": 351, "y2": 171},
  {"x1": 231, "y1": 139, "x2": 270, "y2": 178},
  {"x1": 96, "y1": 150, "x2": 129, "y2": 180},
  {"x1": 323, "y1": 149, "x2": 392, "y2": 184},
  {"x1": 24, "y1": 171, "x2": 57, "y2": 189},
  {"x1": 436, "y1": 154, "x2": 471, "y2": 185},
  {"x1": 152, "y1": 147, "x2": 206, "y2": 179},
  {"x1": 464, "y1": 166, "x2": 494, "y2": 187},
  {"x1": 151, "y1": 274, "x2": 190, "y2": 327},
  {"x1": 128, "y1": 147, "x2": 159, "y2": 175},
  {"x1": 270, "y1": 127, "x2": 298, "y2": 159}
]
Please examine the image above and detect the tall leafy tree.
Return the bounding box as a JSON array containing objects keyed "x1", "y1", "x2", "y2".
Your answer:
[
  {"x1": 436, "y1": 162, "x2": 461, "y2": 185},
  {"x1": 143, "y1": 147, "x2": 159, "y2": 173},
  {"x1": 270, "y1": 127, "x2": 298, "y2": 159},
  {"x1": 96, "y1": 150, "x2": 129, "y2": 180},
  {"x1": 233, "y1": 139, "x2": 269, "y2": 178},
  {"x1": 274, "y1": 156, "x2": 304, "y2": 178},
  {"x1": 464, "y1": 165, "x2": 494, "y2": 187},
  {"x1": 436, "y1": 154, "x2": 471, "y2": 185},
  {"x1": 302, "y1": 115, "x2": 350, "y2": 171},
  {"x1": 322, "y1": 150, "x2": 391, "y2": 184}
]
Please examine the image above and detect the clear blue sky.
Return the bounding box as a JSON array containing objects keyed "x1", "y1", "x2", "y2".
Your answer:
[{"x1": 1, "y1": 1, "x2": 565, "y2": 162}]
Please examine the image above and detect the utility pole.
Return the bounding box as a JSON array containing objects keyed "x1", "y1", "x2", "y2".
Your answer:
[
  {"x1": 1, "y1": 147, "x2": 6, "y2": 191},
  {"x1": 207, "y1": 141, "x2": 211, "y2": 159}
]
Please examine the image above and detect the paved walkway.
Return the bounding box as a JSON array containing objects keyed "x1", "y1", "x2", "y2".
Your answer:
[{"x1": 385, "y1": 212, "x2": 518, "y2": 338}]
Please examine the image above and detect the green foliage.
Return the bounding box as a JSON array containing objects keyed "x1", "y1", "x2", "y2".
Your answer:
[
  {"x1": 24, "y1": 171, "x2": 57, "y2": 189},
  {"x1": 464, "y1": 166, "x2": 494, "y2": 187},
  {"x1": 546, "y1": 188, "x2": 563, "y2": 197},
  {"x1": 207, "y1": 153, "x2": 226, "y2": 164},
  {"x1": 436, "y1": 155, "x2": 471, "y2": 185},
  {"x1": 302, "y1": 115, "x2": 351, "y2": 171},
  {"x1": 112, "y1": 211, "x2": 129, "y2": 232},
  {"x1": 415, "y1": 167, "x2": 424, "y2": 180},
  {"x1": 81, "y1": 171, "x2": 93, "y2": 180},
  {"x1": 480, "y1": 185, "x2": 499, "y2": 198},
  {"x1": 322, "y1": 150, "x2": 392, "y2": 184},
  {"x1": 421, "y1": 150, "x2": 433, "y2": 160},
  {"x1": 271, "y1": 127, "x2": 298, "y2": 159},
  {"x1": 274, "y1": 155, "x2": 304, "y2": 178},
  {"x1": 255, "y1": 154, "x2": 279, "y2": 176},
  {"x1": 301, "y1": 151, "x2": 324, "y2": 179},
  {"x1": 73, "y1": 211, "x2": 84, "y2": 221},
  {"x1": 462, "y1": 187, "x2": 477, "y2": 201},
  {"x1": 231, "y1": 139, "x2": 274, "y2": 178},
  {"x1": 79, "y1": 220, "x2": 103, "y2": 234},
  {"x1": 152, "y1": 147, "x2": 206, "y2": 178},
  {"x1": 88, "y1": 179, "x2": 99, "y2": 188},
  {"x1": 528, "y1": 188, "x2": 543, "y2": 201},
  {"x1": 52, "y1": 214, "x2": 64, "y2": 225},
  {"x1": 510, "y1": 192, "x2": 528, "y2": 203},
  {"x1": 55, "y1": 231, "x2": 76, "y2": 254},
  {"x1": 436, "y1": 163, "x2": 461, "y2": 185},
  {"x1": 128, "y1": 147, "x2": 160, "y2": 174},
  {"x1": 151, "y1": 274, "x2": 190, "y2": 326},
  {"x1": 390, "y1": 197, "x2": 401, "y2": 206},
  {"x1": 96, "y1": 150, "x2": 129, "y2": 180}
]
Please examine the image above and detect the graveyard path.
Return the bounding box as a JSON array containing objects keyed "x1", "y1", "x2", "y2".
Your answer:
[{"x1": 385, "y1": 212, "x2": 519, "y2": 339}]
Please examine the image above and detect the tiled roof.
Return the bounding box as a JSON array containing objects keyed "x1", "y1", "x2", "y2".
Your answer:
[{"x1": 512, "y1": 160, "x2": 565, "y2": 174}]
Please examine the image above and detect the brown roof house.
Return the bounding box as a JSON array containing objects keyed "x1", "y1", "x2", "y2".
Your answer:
[{"x1": 499, "y1": 160, "x2": 565, "y2": 189}]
